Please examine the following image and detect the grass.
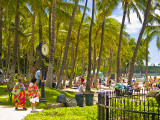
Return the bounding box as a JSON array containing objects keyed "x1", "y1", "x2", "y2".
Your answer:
[
  {"x1": 24, "y1": 105, "x2": 98, "y2": 120},
  {"x1": 0, "y1": 85, "x2": 75, "y2": 108},
  {"x1": 0, "y1": 85, "x2": 9, "y2": 96}
]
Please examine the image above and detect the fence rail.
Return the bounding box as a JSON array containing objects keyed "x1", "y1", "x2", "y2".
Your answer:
[{"x1": 98, "y1": 90, "x2": 160, "y2": 120}]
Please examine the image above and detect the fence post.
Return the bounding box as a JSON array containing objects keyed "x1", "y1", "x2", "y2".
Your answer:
[
  {"x1": 98, "y1": 92, "x2": 100, "y2": 120},
  {"x1": 152, "y1": 114, "x2": 155, "y2": 120},
  {"x1": 98, "y1": 92, "x2": 105, "y2": 120},
  {"x1": 106, "y1": 93, "x2": 109, "y2": 120}
]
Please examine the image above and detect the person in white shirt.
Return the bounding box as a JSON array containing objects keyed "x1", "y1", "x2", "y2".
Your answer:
[{"x1": 79, "y1": 82, "x2": 86, "y2": 94}]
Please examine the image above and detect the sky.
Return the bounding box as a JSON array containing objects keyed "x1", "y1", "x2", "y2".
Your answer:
[{"x1": 80, "y1": 1, "x2": 160, "y2": 66}]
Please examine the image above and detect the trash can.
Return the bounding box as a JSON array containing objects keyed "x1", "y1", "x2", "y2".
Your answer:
[
  {"x1": 75, "y1": 94, "x2": 84, "y2": 107},
  {"x1": 115, "y1": 88, "x2": 121, "y2": 96},
  {"x1": 85, "y1": 93, "x2": 94, "y2": 106},
  {"x1": 126, "y1": 85, "x2": 133, "y2": 95}
]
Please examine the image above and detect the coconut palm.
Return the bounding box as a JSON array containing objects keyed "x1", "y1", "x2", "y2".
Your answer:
[
  {"x1": 128, "y1": 0, "x2": 152, "y2": 85},
  {"x1": 85, "y1": 0, "x2": 95, "y2": 91},
  {"x1": 0, "y1": 1, "x2": 3, "y2": 68},
  {"x1": 57, "y1": 0, "x2": 79, "y2": 89},
  {"x1": 93, "y1": 0, "x2": 118, "y2": 88},
  {"x1": 7, "y1": 0, "x2": 20, "y2": 98},
  {"x1": 46, "y1": 0, "x2": 56, "y2": 88},
  {"x1": 68, "y1": 0, "x2": 88, "y2": 88}
]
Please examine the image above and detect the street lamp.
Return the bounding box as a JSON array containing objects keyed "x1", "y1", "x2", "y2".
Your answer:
[{"x1": 36, "y1": 43, "x2": 49, "y2": 103}]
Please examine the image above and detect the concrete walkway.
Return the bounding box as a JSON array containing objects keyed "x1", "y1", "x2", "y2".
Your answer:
[{"x1": 0, "y1": 105, "x2": 43, "y2": 120}]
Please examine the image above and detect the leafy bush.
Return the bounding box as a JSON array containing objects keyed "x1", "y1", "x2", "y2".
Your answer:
[{"x1": 24, "y1": 105, "x2": 98, "y2": 120}]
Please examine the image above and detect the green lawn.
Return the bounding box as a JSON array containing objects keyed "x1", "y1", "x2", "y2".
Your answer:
[
  {"x1": 0, "y1": 85, "x2": 9, "y2": 96},
  {"x1": 0, "y1": 85, "x2": 75, "y2": 108},
  {"x1": 24, "y1": 105, "x2": 98, "y2": 120}
]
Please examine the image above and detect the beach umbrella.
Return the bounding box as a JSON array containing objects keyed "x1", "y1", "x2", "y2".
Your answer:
[{"x1": 91, "y1": 69, "x2": 103, "y2": 75}]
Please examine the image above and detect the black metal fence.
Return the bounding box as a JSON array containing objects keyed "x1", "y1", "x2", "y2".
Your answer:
[{"x1": 98, "y1": 89, "x2": 160, "y2": 120}]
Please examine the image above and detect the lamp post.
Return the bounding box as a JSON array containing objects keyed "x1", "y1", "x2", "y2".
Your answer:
[{"x1": 36, "y1": 43, "x2": 49, "y2": 103}]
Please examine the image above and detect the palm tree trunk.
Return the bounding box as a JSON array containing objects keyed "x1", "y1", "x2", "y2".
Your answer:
[
  {"x1": 24, "y1": 54, "x2": 26, "y2": 77},
  {"x1": 117, "y1": 2, "x2": 128, "y2": 83},
  {"x1": 57, "y1": 0, "x2": 79, "y2": 89},
  {"x1": 55, "y1": 21, "x2": 60, "y2": 48},
  {"x1": 86, "y1": 0, "x2": 95, "y2": 91},
  {"x1": 6, "y1": 33, "x2": 11, "y2": 78},
  {"x1": 46, "y1": 0, "x2": 56, "y2": 88},
  {"x1": 69, "y1": 0, "x2": 88, "y2": 88},
  {"x1": 39, "y1": 14, "x2": 43, "y2": 43},
  {"x1": 28, "y1": 13, "x2": 36, "y2": 83},
  {"x1": 49, "y1": 9, "x2": 51, "y2": 44},
  {"x1": 0, "y1": 4, "x2": 2, "y2": 68},
  {"x1": 128, "y1": 0, "x2": 151, "y2": 85},
  {"x1": 74, "y1": 64, "x2": 77, "y2": 84},
  {"x1": 91, "y1": 29, "x2": 99, "y2": 86},
  {"x1": 108, "y1": 48, "x2": 113, "y2": 85},
  {"x1": 145, "y1": 40, "x2": 149, "y2": 90},
  {"x1": 17, "y1": 38, "x2": 21, "y2": 76},
  {"x1": 69, "y1": 40, "x2": 75, "y2": 88},
  {"x1": 81, "y1": 52, "x2": 84, "y2": 76},
  {"x1": 94, "y1": 17, "x2": 105, "y2": 88},
  {"x1": 92, "y1": 30, "x2": 99, "y2": 84},
  {"x1": 63, "y1": 55, "x2": 69, "y2": 88},
  {"x1": 8, "y1": 0, "x2": 20, "y2": 91}
]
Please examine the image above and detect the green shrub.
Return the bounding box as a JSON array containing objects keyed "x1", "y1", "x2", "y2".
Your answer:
[{"x1": 24, "y1": 105, "x2": 98, "y2": 120}]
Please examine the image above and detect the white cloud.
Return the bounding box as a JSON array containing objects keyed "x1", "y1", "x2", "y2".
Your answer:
[{"x1": 111, "y1": 11, "x2": 143, "y2": 34}]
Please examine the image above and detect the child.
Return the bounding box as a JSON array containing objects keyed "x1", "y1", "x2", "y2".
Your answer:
[{"x1": 28, "y1": 77, "x2": 41, "y2": 112}]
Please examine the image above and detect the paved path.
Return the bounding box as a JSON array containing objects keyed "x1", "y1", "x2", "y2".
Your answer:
[{"x1": 0, "y1": 105, "x2": 43, "y2": 120}]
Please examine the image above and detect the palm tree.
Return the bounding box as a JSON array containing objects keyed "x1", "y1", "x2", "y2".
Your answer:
[
  {"x1": 57, "y1": 0, "x2": 79, "y2": 89},
  {"x1": 117, "y1": 0, "x2": 146, "y2": 83},
  {"x1": 86, "y1": 0, "x2": 95, "y2": 91},
  {"x1": 8, "y1": 0, "x2": 20, "y2": 94},
  {"x1": 0, "y1": 2, "x2": 2, "y2": 68},
  {"x1": 117, "y1": 1, "x2": 128, "y2": 83},
  {"x1": 46, "y1": 0, "x2": 56, "y2": 88},
  {"x1": 94, "y1": 0, "x2": 118, "y2": 88},
  {"x1": 69, "y1": 0, "x2": 88, "y2": 88},
  {"x1": 128, "y1": 0, "x2": 152, "y2": 85}
]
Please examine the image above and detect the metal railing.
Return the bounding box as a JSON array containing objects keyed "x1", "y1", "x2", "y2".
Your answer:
[{"x1": 98, "y1": 89, "x2": 160, "y2": 120}]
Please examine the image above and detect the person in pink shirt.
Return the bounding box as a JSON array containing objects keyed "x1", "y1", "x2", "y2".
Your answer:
[{"x1": 28, "y1": 77, "x2": 41, "y2": 112}]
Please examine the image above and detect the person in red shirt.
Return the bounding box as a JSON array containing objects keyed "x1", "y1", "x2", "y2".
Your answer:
[
  {"x1": 28, "y1": 77, "x2": 41, "y2": 112},
  {"x1": 81, "y1": 76, "x2": 84, "y2": 85}
]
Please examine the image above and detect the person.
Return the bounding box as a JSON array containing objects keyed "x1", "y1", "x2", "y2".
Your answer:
[
  {"x1": 12, "y1": 77, "x2": 27, "y2": 110},
  {"x1": 81, "y1": 76, "x2": 84, "y2": 85},
  {"x1": 79, "y1": 82, "x2": 86, "y2": 94},
  {"x1": 149, "y1": 76, "x2": 154, "y2": 88},
  {"x1": 35, "y1": 68, "x2": 42, "y2": 87},
  {"x1": 152, "y1": 77, "x2": 158, "y2": 90},
  {"x1": 99, "y1": 77, "x2": 102, "y2": 88},
  {"x1": 28, "y1": 77, "x2": 41, "y2": 112},
  {"x1": 135, "y1": 83, "x2": 141, "y2": 92}
]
